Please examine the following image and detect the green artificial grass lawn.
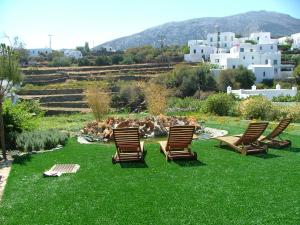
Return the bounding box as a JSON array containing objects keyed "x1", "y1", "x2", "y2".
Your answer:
[{"x1": 1, "y1": 123, "x2": 300, "y2": 225}]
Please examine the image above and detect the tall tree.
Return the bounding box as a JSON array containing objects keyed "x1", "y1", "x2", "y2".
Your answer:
[{"x1": 0, "y1": 44, "x2": 23, "y2": 160}]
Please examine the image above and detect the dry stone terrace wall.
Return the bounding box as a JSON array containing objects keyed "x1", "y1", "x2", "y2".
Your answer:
[{"x1": 18, "y1": 63, "x2": 174, "y2": 115}]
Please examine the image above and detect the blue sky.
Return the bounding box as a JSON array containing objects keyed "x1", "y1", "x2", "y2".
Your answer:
[{"x1": 0, "y1": 0, "x2": 299, "y2": 49}]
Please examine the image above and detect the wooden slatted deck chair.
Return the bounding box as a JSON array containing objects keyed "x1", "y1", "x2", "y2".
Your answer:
[
  {"x1": 216, "y1": 122, "x2": 269, "y2": 155},
  {"x1": 112, "y1": 128, "x2": 144, "y2": 164},
  {"x1": 258, "y1": 118, "x2": 292, "y2": 148},
  {"x1": 159, "y1": 126, "x2": 197, "y2": 161}
]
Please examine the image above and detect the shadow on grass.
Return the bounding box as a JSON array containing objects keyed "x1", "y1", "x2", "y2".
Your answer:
[
  {"x1": 173, "y1": 159, "x2": 206, "y2": 167},
  {"x1": 283, "y1": 147, "x2": 300, "y2": 153},
  {"x1": 12, "y1": 154, "x2": 32, "y2": 165},
  {"x1": 120, "y1": 161, "x2": 148, "y2": 168},
  {"x1": 119, "y1": 151, "x2": 148, "y2": 168},
  {"x1": 251, "y1": 153, "x2": 282, "y2": 159}
]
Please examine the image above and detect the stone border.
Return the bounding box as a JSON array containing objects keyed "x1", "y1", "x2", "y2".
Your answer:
[{"x1": 0, "y1": 158, "x2": 13, "y2": 201}]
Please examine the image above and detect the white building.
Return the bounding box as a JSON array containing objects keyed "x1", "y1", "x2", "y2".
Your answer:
[
  {"x1": 28, "y1": 48, "x2": 52, "y2": 57},
  {"x1": 206, "y1": 32, "x2": 236, "y2": 50},
  {"x1": 184, "y1": 45, "x2": 216, "y2": 62},
  {"x1": 291, "y1": 33, "x2": 300, "y2": 49},
  {"x1": 63, "y1": 50, "x2": 83, "y2": 59},
  {"x1": 227, "y1": 84, "x2": 297, "y2": 100},
  {"x1": 184, "y1": 32, "x2": 236, "y2": 62},
  {"x1": 210, "y1": 42, "x2": 281, "y2": 82}
]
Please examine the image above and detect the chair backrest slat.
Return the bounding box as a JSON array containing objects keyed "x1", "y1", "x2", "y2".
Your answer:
[
  {"x1": 113, "y1": 128, "x2": 140, "y2": 152},
  {"x1": 266, "y1": 118, "x2": 291, "y2": 139},
  {"x1": 167, "y1": 126, "x2": 195, "y2": 150},
  {"x1": 236, "y1": 122, "x2": 268, "y2": 145}
]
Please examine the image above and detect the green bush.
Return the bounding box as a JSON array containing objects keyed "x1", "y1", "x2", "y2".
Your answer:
[
  {"x1": 95, "y1": 56, "x2": 111, "y2": 66},
  {"x1": 272, "y1": 92, "x2": 300, "y2": 102},
  {"x1": 78, "y1": 58, "x2": 92, "y2": 66},
  {"x1": 203, "y1": 93, "x2": 236, "y2": 116},
  {"x1": 168, "y1": 97, "x2": 204, "y2": 111},
  {"x1": 3, "y1": 99, "x2": 41, "y2": 149},
  {"x1": 111, "y1": 82, "x2": 145, "y2": 111},
  {"x1": 16, "y1": 129, "x2": 69, "y2": 152},
  {"x1": 239, "y1": 96, "x2": 278, "y2": 120},
  {"x1": 48, "y1": 57, "x2": 72, "y2": 67}
]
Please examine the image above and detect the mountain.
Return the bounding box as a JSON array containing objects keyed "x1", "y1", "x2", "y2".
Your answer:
[{"x1": 94, "y1": 11, "x2": 300, "y2": 50}]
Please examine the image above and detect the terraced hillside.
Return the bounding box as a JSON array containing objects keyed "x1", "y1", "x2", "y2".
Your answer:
[
  {"x1": 19, "y1": 63, "x2": 173, "y2": 115},
  {"x1": 22, "y1": 63, "x2": 172, "y2": 85}
]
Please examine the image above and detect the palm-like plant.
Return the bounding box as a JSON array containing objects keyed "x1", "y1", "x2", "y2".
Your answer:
[{"x1": 0, "y1": 43, "x2": 23, "y2": 160}]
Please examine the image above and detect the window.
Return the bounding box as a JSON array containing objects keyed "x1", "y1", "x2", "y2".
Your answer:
[
  {"x1": 201, "y1": 49, "x2": 204, "y2": 53},
  {"x1": 263, "y1": 71, "x2": 266, "y2": 77},
  {"x1": 243, "y1": 56, "x2": 245, "y2": 60},
  {"x1": 232, "y1": 65, "x2": 236, "y2": 69},
  {"x1": 265, "y1": 59, "x2": 268, "y2": 64},
  {"x1": 215, "y1": 59, "x2": 219, "y2": 63},
  {"x1": 240, "y1": 48, "x2": 244, "y2": 52},
  {"x1": 257, "y1": 37, "x2": 260, "y2": 41},
  {"x1": 273, "y1": 60, "x2": 278, "y2": 65},
  {"x1": 260, "y1": 46, "x2": 262, "y2": 50},
  {"x1": 217, "y1": 37, "x2": 220, "y2": 41},
  {"x1": 275, "y1": 68, "x2": 278, "y2": 73},
  {"x1": 252, "y1": 56, "x2": 254, "y2": 60},
  {"x1": 224, "y1": 43, "x2": 227, "y2": 47},
  {"x1": 250, "y1": 49, "x2": 253, "y2": 52},
  {"x1": 210, "y1": 37, "x2": 213, "y2": 42},
  {"x1": 271, "y1": 45, "x2": 273, "y2": 50},
  {"x1": 193, "y1": 49, "x2": 196, "y2": 54}
]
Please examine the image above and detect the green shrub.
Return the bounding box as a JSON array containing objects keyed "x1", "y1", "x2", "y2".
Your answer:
[
  {"x1": 272, "y1": 92, "x2": 300, "y2": 102},
  {"x1": 16, "y1": 129, "x2": 69, "y2": 152},
  {"x1": 203, "y1": 93, "x2": 236, "y2": 116},
  {"x1": 168, "y1": 97, "x2": 204, "y2": 111},
  {"x1": 239, "y1": 96, "x2": 278, "y2": 120},
  {"x1": 95, "y1": 56, "x2": 111, "y2": 66},
  {"x1": 3, "y1": 99, "x2": 41, "y2": 149},
  {"x1": 48, "y1": 57, "x2": 72, "y2": 67},
  {"x1": 111, "y1": 82, "x2": 145, "y2": 111}
]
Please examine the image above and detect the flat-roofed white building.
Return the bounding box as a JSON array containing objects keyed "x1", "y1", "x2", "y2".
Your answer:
[
  {"x1": 63, "y1": 50, "x2": 83, "y2": 59},
  {"x1": 210, "y1": 42, "x2": 281, "y2": 82},
  {"x1": 28, "y1": 48, "x2": 52, "y2": 57},
  {"x1": 184, "y1": 45, "x2": 216, "y2": 62},
  {"x1": 206, "y1": 32, "x2": 236, "y2": 50}
]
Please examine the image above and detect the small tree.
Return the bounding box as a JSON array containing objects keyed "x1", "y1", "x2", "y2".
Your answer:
[
  {"x1": 0, "y1": 44, "x2": 23, "y2": 160},
  {"x1": 235, "y1": 65, "x2": 256, "y2": 89},
  {"x1": 85, "y1": 86, "x2": 111, "y2": 122},
  {"x1": 144, "y1": 83, "x2": 168, "y2": 116}
]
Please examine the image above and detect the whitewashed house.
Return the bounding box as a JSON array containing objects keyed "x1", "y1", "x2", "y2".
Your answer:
[
  {"x1": 210, "y1": 41, "x2": 281, "y2": 82},
  {"x1": 184, "y1": 32, "x2": 237, "y2": 62},
  {"x1": 206, "y1": 32, "x2": 237, "y2": 50},
  {"x1": 291, "y1": 33, "x2": 300, "y2": 49},
  {"x1": 227, "y1": 84, "x2": 297, "y2": 100},
  {"x1": 63, "y1": 50, "x2": 83, "y2": 59},
  {"x1": 184, "y1": 45, "x2": 216, "y2": 62},
  {"x1": 28, "y1": 48, "x2": 52, "y2": 57}
]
